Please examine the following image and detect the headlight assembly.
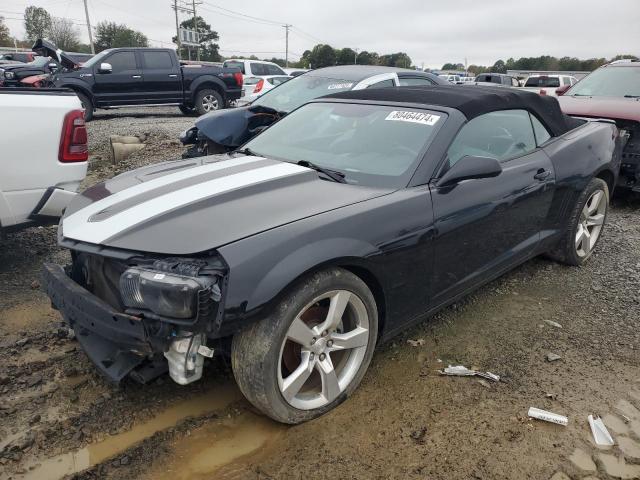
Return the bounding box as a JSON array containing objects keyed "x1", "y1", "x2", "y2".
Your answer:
[
  {"x1": 119, "y1": 267, "x2": 214, "y2": 319},
  {"x1": 5, "y1": 71, "x2": 15, "y2": 80}
]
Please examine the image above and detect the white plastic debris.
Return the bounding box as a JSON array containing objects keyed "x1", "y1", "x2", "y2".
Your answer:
[
  {"x1": 407, "y1": 338, "x2": 425, "y2": 347},
  {"x1": 543, "y1": 320, "x2": 563, "y2": 329},
  {"x1": 588, "y1": 415, "x2": 614, "y2": 446},
  {"x1": 439, "y1": 365, "x2": 500, "y2": 382},
  {"x1": 546, "y1": 353, "x2": 562, "y2": 362},
  {"x1": 528, "y1": 407, "x2": 568, "y2": 426}
]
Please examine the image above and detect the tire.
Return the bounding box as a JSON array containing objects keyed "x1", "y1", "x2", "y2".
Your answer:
[
  {"x1": 547, "y1": 177, "x2": 609, "y2": 266},
  {"x1": 194, "y1": 89, "x2": 223, "y2": 116},
  {"x1": 178, "y1": 104, "x2": 196, "y2": 116},
  {"x1": 75, "y1": 91, "x2": 94, "y2": 121},
  {"x1": 231, "y1": 268, "x2": 378, "y2": 424}
]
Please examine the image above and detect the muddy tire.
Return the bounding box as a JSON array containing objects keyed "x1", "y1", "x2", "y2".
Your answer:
[
  {"x1": 194, "y1": 89, "x2": 223, "y2": 116},
  {"x1": 231, "y1": 268, "x2": 378, "y2": 424},
  {"x1": 547, "y1": 177, "x2": 609, "y2": 266},
  {"x1": 76, "y1": 91, "x2": 94, "y2": 121}
]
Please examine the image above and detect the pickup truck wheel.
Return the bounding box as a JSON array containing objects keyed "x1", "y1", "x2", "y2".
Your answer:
[
  {"x1": 231, "y1": 268, "x2": 378, "y2": 424},
  {"x1": 195, "y1": 89, "x2": 223, "y2": 115},
  {"x1": 178, "y1": 104, "x2": 196, "y2": 116},
  {"x1": 76, "y1": 91, "x2": 94, "y2": 121},
  {"x1": 548, "y1": 177, "x2": 608, "y2": 266}
]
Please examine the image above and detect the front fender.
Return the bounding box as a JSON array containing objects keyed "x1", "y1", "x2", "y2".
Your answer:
[{"x1": 55, "y1": 78, "x2": 92, "y2": 100}]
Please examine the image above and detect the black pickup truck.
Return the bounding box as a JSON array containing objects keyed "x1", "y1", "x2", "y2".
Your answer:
[{"x1": 33, "y1": 39, "x2": 243, "y2": 120}]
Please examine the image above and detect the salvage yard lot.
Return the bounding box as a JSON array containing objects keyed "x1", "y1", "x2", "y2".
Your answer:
[{"x1": 1, "y1": 109, "x2": 639, "y2": 480}]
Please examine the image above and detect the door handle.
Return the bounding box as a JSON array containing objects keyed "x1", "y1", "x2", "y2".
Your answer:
[
  {"x1": 132, "y1": 75, "x2": 142, "y2": 79},
  {"x1": 534, "y1": 169, "x2": 551, "y2": 181},
  {"x1": 168, "y1": 74, "x2": 178, "y2": 78}
]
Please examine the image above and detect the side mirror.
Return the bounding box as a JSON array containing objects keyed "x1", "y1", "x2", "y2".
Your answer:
[
  {"x1": 98, "y1": 62, "x2": 112, "y2": 74},
  {"x1": 555, "y1": 84, "x2": 571, "y2": 96},
  {"x1": 436, "y1": 155, "x2": 502, "y2": 187},
  {"x1": 48, "y1": 62, "x2": 58, "y2": 71}
]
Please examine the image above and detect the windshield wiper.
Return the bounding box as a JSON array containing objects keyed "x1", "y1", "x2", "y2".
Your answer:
[
  {"x1": 233, "y1": 147, "x2": 260, "y2": 157},
  {"x1": 624, "y1": 95, "x2": 640, "y2": 98},
  {"x1": 297, "y1": 160, "x2": 347, "y2": 183}
]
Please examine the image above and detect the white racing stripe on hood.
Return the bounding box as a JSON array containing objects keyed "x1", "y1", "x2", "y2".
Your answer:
[{"x1": 63, "y1": 161, "x2": 310, "y2": 245}]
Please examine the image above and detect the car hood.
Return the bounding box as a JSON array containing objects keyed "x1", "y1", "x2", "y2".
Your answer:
[
  {"x1": 61, "y1": 155, "x2": 391, "y2": 254},
  {"x1": 558, "y1": 95, "x2": 640, "y2": 122},
  {"x1": 32, "y1": 38, "x2": 77, "y2": 69}
]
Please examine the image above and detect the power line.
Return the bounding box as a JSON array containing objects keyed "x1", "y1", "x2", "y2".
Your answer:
[{"x1": 200, "y1": 2, "x2": 283, "y2": 26}]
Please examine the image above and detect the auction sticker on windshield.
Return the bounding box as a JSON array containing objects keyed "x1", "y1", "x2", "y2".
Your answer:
[
  {"x1": 385, "y1": 111, "x2": 441, "y2": 125},
  {"x1": 327, "y1": 83, "x2": 354, "y2": 90}
]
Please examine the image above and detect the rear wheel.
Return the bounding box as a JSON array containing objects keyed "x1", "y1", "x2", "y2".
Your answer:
[
  {"x1": 548, "y1": 177, "x2": 609, "y2": 266},
  {"x1": 76, "y1": 91, "x2": 94, "y2": 121},
  {"x1": 194, "y1": 89, "x2": 223, "y2": 115},
  {"x1": 231, "y1": 268, "x2": 378, "y2": 424}
]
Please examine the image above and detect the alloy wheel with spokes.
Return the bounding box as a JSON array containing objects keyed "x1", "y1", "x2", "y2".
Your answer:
[
  {"x1": 575, "y1": 189, "x2": 606, "y2": 258},
  {"x1": 231, "y1": 268, "x2": 378, "y2": 424},
  {"x1": 278, "y1": 290, "x2": 370, "y2": 410},
  {"x1": 201, "y1": 94, "x2": 219, "y2": 112}
]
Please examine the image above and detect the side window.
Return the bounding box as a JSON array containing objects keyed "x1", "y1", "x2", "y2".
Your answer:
[
  {"x1": 250, "y1": 63, "x2": 269, "y2": 76},
  {"x1": 398, "y1": 77, "x2": 434, "y2": 86},
  {"x1": 105, "y1": 51, "x2": 137, "y2": 72},
  {"x1": 142, "y1": 51, "x2": 173, "y2": 69},
  {"x1": 446, "y1": 110, "x2": 537, "y2": 167},
  {"x1": 530, "y1": 114, "x2": 552, "y2": 145},
  {"x1": 562, "y1": 77, "x2": 571, "y2": 86},
  {"x1": 266, "y1": 64, "x2": 285, "y2": 75},
  {"x1": 366, "y1": 79, "x2": 395, "y2": 89}
]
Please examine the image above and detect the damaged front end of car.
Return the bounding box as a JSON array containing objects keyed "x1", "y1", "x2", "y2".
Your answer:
[
  {"x1": 617, "y1": 120, "x2": 640, "y2": 191},
  {"x1": 42, "y1": 247, "x2": 227, "y2": 385}
]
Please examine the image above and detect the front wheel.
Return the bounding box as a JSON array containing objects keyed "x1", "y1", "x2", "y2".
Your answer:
[
  {"x1": 194, "y1": 89, "x2": 223, "y2": 116},
  {"x1": 231, "y1": 268, "x2": 378, "y2": 424},
  {"x1": 548, "y1": 177, "x2": 609, "y2": 266}
]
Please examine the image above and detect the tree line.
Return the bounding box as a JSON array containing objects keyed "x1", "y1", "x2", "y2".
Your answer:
[{"x1": 443, "y1": 54, "x2": 638, "y2": 75}]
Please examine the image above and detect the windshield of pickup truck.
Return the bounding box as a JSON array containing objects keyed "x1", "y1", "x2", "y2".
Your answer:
[
  {"x1": 525, "y1": 76, "x2": 560, "y2": 88},
  {"x1": 251, "y1": 75, "x2": 357, "y2": 113},
  {"x1": 567, "y1": 66, "x2": 640, "y2": 97},
  {"x1": 81, "y1": 50, "x2": 111, "y2": 69},
  {"x1": 243, "y1": 102, "x2": 444, "y2": 188}
]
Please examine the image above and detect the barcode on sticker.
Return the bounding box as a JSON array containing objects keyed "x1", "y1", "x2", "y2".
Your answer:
[
  {"x1": 327, "y1": 83, "x2": 353, "y2": 90},
  {"x1": 153, "y1": 273, "x2": 166, "y2": 280},
  {"x1": 385, "y1": 111, "x2": 440, "y2": 125}
]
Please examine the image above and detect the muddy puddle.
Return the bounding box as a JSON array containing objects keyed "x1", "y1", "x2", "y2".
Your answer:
[
  {"x1": 14, "y1": 384, "x2": 241, "y2": 480},
  {"x1": 143, "y1": 412, "x2": 285, "y2": 480}
]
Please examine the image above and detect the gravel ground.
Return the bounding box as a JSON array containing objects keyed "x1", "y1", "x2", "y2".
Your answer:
[{"x1": 0, "y1": 109, "x2": 639, "y2": 480}]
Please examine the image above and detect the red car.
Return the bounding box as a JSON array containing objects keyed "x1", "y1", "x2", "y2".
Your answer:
[{"x1": 557, "y1": 60, "x2": 640, "y2": 193}]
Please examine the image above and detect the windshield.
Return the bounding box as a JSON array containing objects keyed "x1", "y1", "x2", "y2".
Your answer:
[
  {"x1": 567, "y1": 66, "x2": 640, "y2": 97},
  {"x1": 251, "y1": 75, "x2": 357, "y2": 113},
  {"x1": 243, "y1": 102, "x2": 444, "y2": 188},
  {"x1": 525, "y1": 76, "x2": 560, "y2": 88},
  {"x1": 29, "y1": 56, "x2": 50, "y2": 67},
  {"x1": 81, "y1": 50, "x2": 111, "y2": 69}
]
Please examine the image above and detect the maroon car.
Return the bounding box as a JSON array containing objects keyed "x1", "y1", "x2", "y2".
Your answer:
[{"x1": 557, "y1": 60, "x2": 640, "y2": 192}]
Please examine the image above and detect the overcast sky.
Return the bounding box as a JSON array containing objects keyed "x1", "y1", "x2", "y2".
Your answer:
[{"x1": 3, "y1": 0, "x2": 640, "y2": 68}]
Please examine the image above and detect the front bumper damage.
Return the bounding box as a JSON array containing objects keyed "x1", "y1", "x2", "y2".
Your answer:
[{"x1": 42, "y1": 261, "x2": 220, "y2": 384}]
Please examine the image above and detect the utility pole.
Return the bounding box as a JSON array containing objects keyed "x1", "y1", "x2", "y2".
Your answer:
[
  {"x1": 192, "y1": 0, "x2": 199, "y2": 61},
  {"x1": 283, "y1": 24, "x2": 291, "y2": 67},
  {"x1": 173, "y1": 0, "x2": 181, "y2": 59},
  {"x1": 82, "y1": 0, "x2": 95, "y2": 54}
]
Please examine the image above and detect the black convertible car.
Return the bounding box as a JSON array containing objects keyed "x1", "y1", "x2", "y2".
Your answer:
[{"x1": 43, "y1": 86, "x2": 621, "y2": 424}]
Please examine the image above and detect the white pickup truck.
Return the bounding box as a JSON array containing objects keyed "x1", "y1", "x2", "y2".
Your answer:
[
  {"x1": 522, "y1": 74, "x2": 578, "y2": 96},
  {"x1": 0, "y1": 88, "x2": 88, "y2": 236}
]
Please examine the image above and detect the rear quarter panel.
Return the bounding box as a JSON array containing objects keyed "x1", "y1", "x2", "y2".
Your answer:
[
  {"x1": 0, "y1": 91, "x2": 87, "y2": 226},
  {"x1": 539, "y1": 121, "x2": 620, "y2": 242}
]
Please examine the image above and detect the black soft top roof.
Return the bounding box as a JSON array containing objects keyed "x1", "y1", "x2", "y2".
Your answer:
[{"x1": 325, "y1": 85, "x2": 576, "y2": 136}]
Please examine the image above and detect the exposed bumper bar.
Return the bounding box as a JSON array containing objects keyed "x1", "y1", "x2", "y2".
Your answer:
[{"x1": 42, "y1": 263, "x2": 154, "y2": 382}]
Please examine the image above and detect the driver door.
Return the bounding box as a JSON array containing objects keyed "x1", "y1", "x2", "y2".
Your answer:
[{"x1": 429, "y1": 110, "x2": 555, "y2": 306}]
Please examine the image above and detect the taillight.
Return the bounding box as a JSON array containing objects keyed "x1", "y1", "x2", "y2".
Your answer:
[
  {"x1": 253, "y1": 79, "x2": 264, "y2": 93},
  {"x1": 59, "y1": 109, "x2": 88, "y2": 163},
  {"x1": 234, "y1": 72, "x2": 243, "y2": 87}
]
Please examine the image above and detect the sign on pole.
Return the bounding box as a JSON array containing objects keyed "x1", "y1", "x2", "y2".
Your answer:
[{"x1": 179, "y1": 28, "x2": 200, "y2": 47}]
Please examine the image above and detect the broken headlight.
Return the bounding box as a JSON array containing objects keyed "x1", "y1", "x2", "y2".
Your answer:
[
  {"x1": 4, "y1": 71, "x2": 14, "y2": 80},
  {"x1": 119, "y1": 267, "x2": 212, "y2": 319}
]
